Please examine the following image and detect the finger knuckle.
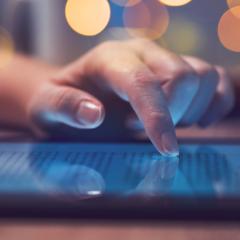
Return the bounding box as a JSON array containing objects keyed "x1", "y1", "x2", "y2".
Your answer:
[
  {"x1": 53, "y1": 88, "x2": 78, "y2": 112},
  {"x1": 131, "y1": 69, "x2": 157, "y2": 89}
]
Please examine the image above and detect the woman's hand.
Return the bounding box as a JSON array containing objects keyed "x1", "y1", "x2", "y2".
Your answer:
[{"x1": 27, "y1": 39, "x2": 235, "y2": 156}]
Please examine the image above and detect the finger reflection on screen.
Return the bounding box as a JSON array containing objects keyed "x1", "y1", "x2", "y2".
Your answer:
[
  {"x1": 28, "y1": 145, "x2": 105, "y2": 201},
  {"x1": 134, "y1": 156, "x2": 179, "y2": 196}
]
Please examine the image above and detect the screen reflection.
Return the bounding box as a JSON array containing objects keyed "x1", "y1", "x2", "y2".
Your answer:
[{"x1": 0, "y1": 143, "x2": 238, "y2": 201}]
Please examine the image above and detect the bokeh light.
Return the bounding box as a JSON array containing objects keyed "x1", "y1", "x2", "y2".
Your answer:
[
  {"x1": 0, "y1": 27, "x2": 14, "y2": 69},
  {"x1": 160, "y1": 17, "x2": 204, "y2": 54},
  {"x1": 110, "y1": 0, "x2": 142, "y2": 7},
  {"x1": 65, "y1": 0, "x2": 111, "y2": 36},
  {"x1": 123, "y1": 0, "x2": 169, "y2": 40},
  {"x1": 159, "y1": 0, "x2": 192, "y2": 7},
  {"x1": 227, "y1": 0, "x2": 240, "y2": 8},
  {"x1": 218, "y1": 6, "x2": 240, "y2": 52}
]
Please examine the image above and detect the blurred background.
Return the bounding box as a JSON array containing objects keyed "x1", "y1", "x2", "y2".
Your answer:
[{"x1": 0, "y1": 0, "x2": 240, "y2": 68}]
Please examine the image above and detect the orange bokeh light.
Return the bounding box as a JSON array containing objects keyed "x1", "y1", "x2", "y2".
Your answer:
[
  {"x1": 123, "y1": 0, "x2": 169, "y2": 40},
  {"x1": 218, "y1": 6, "x2": 240, "y2": 52},
  {"x1": 227, "y1": 0, "x2": 240, "y2": 8},
  {"x1": 0, "y1": 27, "x2": 14, "y2": 69},
  {"x1": 159, "y1": 0, "x2": 192, "y2": 7},
  {"x1": 65, "y1": 0, "x2": 111, "y2": 36},
  {"x1": 110, "y1": 0, "x2": 142, "y2": 7}
]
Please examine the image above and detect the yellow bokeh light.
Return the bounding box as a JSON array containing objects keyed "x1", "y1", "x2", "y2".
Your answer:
[
  {"x1": 123, "y1": 0, "x2": 169, "y2": 40},
  {"x1": 0, "y1": 27, "x2": 14, "y2": 69},
  {"x1": 110, "y1": 0, "x2": 142, "y2": 7},
  {"x1": 160, "y1": 17, "x2": 204, "y2": 54},
  {"x1": 227, "y1": 0, "x2": 240, "y2": 8},
  {"x1": 65, "y1": 0, "x2": 111, "y2": 36},
  {"x1": 218, "y1": 6, "x2": 240, "y2": 52},
  {"x1": 159, "y1": 0, "x2": 192, "y2": 7}
]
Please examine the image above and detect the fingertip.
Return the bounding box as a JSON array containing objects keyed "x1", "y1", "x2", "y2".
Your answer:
[{"x1": 160, "y1": 131, "x2": 180, "y2": 157}]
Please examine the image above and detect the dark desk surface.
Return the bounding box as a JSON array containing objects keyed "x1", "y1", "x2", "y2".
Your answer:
[{"x1": 1, "y1": 119, "x2": 240, "y2": 239}]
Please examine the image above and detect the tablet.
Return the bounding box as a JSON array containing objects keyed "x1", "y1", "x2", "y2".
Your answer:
[{"x1": 0, "y1": 142, "x2": 240, "y2": 221}]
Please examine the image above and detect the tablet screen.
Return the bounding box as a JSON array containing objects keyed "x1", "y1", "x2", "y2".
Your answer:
[{"x1": 0, "y1": 143, "x2": 239, "y2": 199}]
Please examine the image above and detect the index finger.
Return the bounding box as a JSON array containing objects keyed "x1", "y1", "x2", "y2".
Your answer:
[{"x1": 92, "y1": 48, "x2": 179, "y2": 156}]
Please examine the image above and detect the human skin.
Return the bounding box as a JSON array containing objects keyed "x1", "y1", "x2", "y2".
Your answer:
[{"x1": 0, "y1": 39, "x2": 236, "y2": 156}]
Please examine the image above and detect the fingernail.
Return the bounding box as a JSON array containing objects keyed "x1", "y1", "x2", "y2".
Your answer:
[
  {"x1": 161, "y1": 131, "x2": 179, "y2": 157},
  {"x1": 77, "y1": 100, "x2": 103, "y2": 126}
]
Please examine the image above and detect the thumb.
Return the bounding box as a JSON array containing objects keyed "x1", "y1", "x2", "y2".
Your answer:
[{"x1": 29, "y1": 84, "x2": 105, "y2": 130}]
